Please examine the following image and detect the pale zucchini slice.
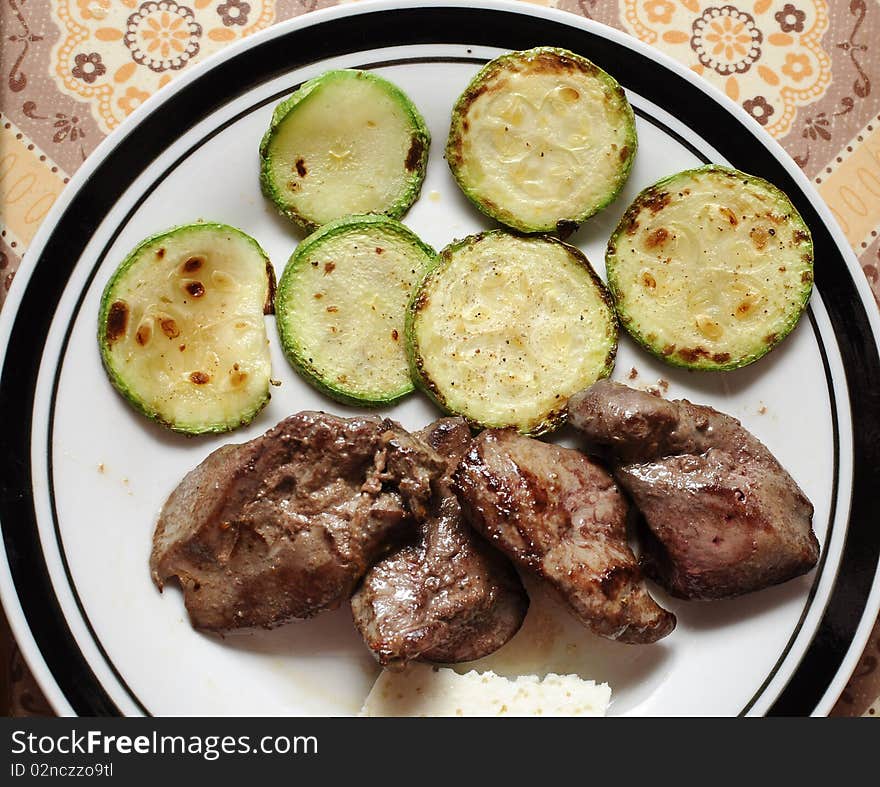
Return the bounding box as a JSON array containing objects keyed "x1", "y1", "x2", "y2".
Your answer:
[
  {"x1": 606, "y1": 165, "x2": 814, "y2": 371},
  {"x1": 276, "y1": 214, "x2": 435, "y2": 406},
  {"x1": 260, "y1": 70, "x2": 430, "y2": 231},
  {"x1": 446, "y1": 47, "x2": 637, "y2": 234},
  {"x1": 407, "y1": 231, "x2": 617, "y2": 435},
  {"x1": 98, "y1": 223, "x2": 275, "y2": 435}
]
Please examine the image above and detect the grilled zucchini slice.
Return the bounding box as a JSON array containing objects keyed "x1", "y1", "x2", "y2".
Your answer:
[
  {"x1": 407, "y1": 231, "x2": 617, "y2": 435},
  {"x1": 98, "y1": 223, "x2": 275, "y2": 435},
  {"x1": 260, "y1": 70, "x2": 430, "y2": 231},
  {"x1": 606, "y1": 165, "x2": 814, "y2": 371},
  {"x1": 446, "y1": 47, "x2": 637, "y2": 234},
  {"x1": 276, "y1": 214, "x2": 435, "y2": 406}
]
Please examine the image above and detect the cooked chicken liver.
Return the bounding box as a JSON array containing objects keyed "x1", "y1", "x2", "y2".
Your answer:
[
  {"x1": 453, "y1": 428, "x2": 675, "y2": 644},
  {"x1": 568, "y1": 380, "x2": 819, "y2": 599},
  {"x1": 151, "y1": 412, "x2": 445, "y2": 631},
  {"x1": 351, "y1": 418, "x2": 529, "y2": 668}
]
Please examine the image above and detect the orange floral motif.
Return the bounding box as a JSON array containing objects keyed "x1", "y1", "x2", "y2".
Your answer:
[
  {"x1": 707, "y1": 18, "x2": 750, "y2": 60},
  {"x1": 76, "y1": 0, "x2": 111, "y2": 21},
  {"x1": 781, "y1": 52, "x2": 812, "y2": 82},
  {"x1": 645, "y1": 0, "x2": 675, "y2": 24},
  {"x1": 621, "y1": 0, "x2": 831, "y2": 138},
  {"x1": 50, "y1": 0, "x2": 276, "y2": 134},
  {"x1": 118, "y1": 86, "x2": 151, "y2": 116}
]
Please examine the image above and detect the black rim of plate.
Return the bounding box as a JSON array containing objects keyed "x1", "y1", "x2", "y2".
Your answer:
[{"x1": 1, "y1": 6, "x2": 878, "y2": 717}]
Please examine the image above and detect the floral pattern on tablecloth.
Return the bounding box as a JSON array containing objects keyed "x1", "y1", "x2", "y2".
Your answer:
[
  {"x1": 50, "y1": 0, "x2": 276, "y2": 133},
  {"x1": 621, "y1": 0, "x2": 831, "y2": 138}
]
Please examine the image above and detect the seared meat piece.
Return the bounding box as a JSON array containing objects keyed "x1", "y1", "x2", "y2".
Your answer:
[
  {"x1": 568, "y1": 380, "x2": 819, "y2": 599},
  {"x1": 151, "y1": 412, "x2": 445, "y2": 631},
  {"x1": 351, "y1": 418, "x2": 529, "y2": 668},
  {"x1": 454, "y1": 429, "x2": 675, "y2": 644}
]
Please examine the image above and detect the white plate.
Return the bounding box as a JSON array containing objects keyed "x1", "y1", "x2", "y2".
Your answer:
[{"x1": 2, "y1": 0, "x2": 879, "y2": 717}]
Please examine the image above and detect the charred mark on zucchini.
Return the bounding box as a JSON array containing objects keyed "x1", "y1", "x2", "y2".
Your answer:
[
  {"x1": 678, "y1": 346, "x2": 709, "y2": 363},
  {"x1": 413, "y1": 290, "x2": 430, "y2": 311},
  {"x1": 405, "y1": 136, "x2": 425, "y2": 172},
  {"x1": 555, "y1": 219, "x2": 578, "y2": 239},
  {"x1": 160, "y1": 318, "x2": 180, "y2": 339},
  {"x1": 737, "y1": 299, "x2": 755, "y2": 317},
  {"x1": 750, "y1": 227, "x2": 771, "y2": 250},
  {"x1": 538, "y1": 50, "x2": 593, "y2": 75},
  {"x1": 182, "y1": 255, "x2": 205, "y2": 273},
  {"x1": 644, "y1": 191, "x2": 672, "y2": 213},
  {"x1": 646, "y1": 228, "x2": 669, "y2": 249},
  {"x1": 185, "y1": 281, "x2": 206, "y2": 298},
  {"x1": 264, "y1": 262, "x2": 276, "y2": 315},
  {"x1": 135, "y1": 323, "x2": 152, "y2": 346},
  {"x1": 106, "y1": 301, "x2": 129, "y2": 344},
  {"x1": 695, "y1": 316, "x2": 723, "y2": 340},
  {"x1": 719, "y1": 207, "x2": 738, "y2": 226},
  {"x1": 229, "y1": 367, "x2": 248, "y2": 387},
  {"x1": 295, "y1": 158, "x2": 307, "y2": 177},
  {"x1": 189, "y1": 371, "x2": 210, "y2": 385},
  {"x1": 464, "y1": 79, "x2": 495, "y2": 105}
]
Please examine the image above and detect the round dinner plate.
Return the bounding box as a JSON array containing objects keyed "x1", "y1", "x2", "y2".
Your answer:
[{"x1": 1, "y1": 0, "x2": 879, "y2": 717}]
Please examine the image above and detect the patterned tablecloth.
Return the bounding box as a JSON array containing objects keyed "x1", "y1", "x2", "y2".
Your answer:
[{"x1": 1, "y1": 0, "x2": 878, "y2": 717}]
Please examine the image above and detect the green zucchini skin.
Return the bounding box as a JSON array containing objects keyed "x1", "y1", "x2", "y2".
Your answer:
[
  {"x1": 98, "y1": 223, "x2": 275, "y2": 435},
  {"x1": 276, "y1": 214, "x2": 436, "y2": 407},
  {"x1": 259, "y1": 70, "x2": 430, "y2": 232},
  {"x1": 446, "y1": 47, "x2": 637, "y2": 234},
  {"x1": 606, "y1": 165, "x2": 814, "y2": 372},
  {"x1": 406, "y1": 230, "x2": 618, "y2": 436}
]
